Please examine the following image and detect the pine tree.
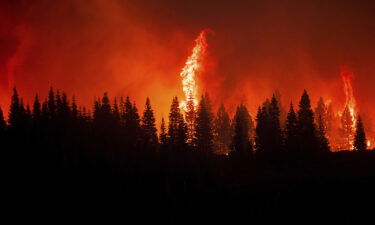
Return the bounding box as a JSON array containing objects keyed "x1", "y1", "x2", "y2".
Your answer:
[
  {"x1": 177, "y1": 114, "x2": 188, "y2": 150},
  {"x1": 47, "y1": 87, "x2": 56, "y2": 119},
  {"x1": 71, "y1": 96, "x2": 78, "y2": 119},
  {"x1": 33, "y1": 94, "x2": 42, "y2": 120},
  {"x1": 255, "y1": 106, "x2": 267, "y2": 154},
  {"x1": 274, "y1": 90, "x2": 287, "y2": 128},
  {"x1": 317, "y1": 115, "x2": 330, "y2": 152},
  {"x1": 285, "y1": 103, "x2": 299, "y2": 154},
  {"x1": 168, "y1": 97, "x2": 181, "y2": 146},
  {"x1": 113, "y1": 97, "x2": 120, "y2": 123},
  {"x1": 354, "y1": 115, "x2": 367, "y2": 152},
  {"x1": 93, "y1": 98, "x2": 102, "y2": 123},
  {"x1": 141, "y1": 98, "x2": 158, "y2": 150},
  {"x1": 297, "y1": 90, "x2": 318, "y2": 154},
  {"x1": 61, "y1": 93, "x2": 71, "y2": 119},
  {"x1": 193, "y1": 94, "x2": 214, "y2": 153},
  {"x1": 268, "y1": 94, "x2": 283, "y2": 153},
  {"x1": 122, "y1": 97, "x2": 141, "y2": 148},
  {"x1": 214, "y1": 104, "x2": 232, "y2": 155},
  {"x1": 160, "y1": 117, "x2": 168, "y2": 146},
  {"x1": 232, "y1": 104, "x2": 252, "y2": 154},
  {"x1": 101, "y1": 92, "x2": 111, "y2": 118},
  {"x1": 41, "y1": 99, "x2": 49, "y2": 121},
  {"x1": 8, "y1": 87, "x2": 22, "y2": 129}
]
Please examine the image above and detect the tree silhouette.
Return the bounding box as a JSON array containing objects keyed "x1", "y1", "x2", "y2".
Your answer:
[
  {"x1": 168, "y1": 97, "x2": 182, "y2": 146},
  {"x1": 297, "y1": 90, "x2": 318, "y2": 155},
  {"x1": 317, "y1": 115, "x2": 330, "y2": 152},
  {"x1": 8, "y1": 87, "x2": 22, "y2": 129},
  {"x1": 159, "y1": 117, "x2": 168, "y2": 146},
  {"x1": 354, "y1": 115, "x2": 367, "y2": 152},
  {"x1": 141, "y1": 98, "x2": 158, "y2": 151},
  {"x1": 213, "y1": 104, "x2": 232, "y2": 155},
  {"x1": 255, "y1": 106, "x2": 268, "y2": 154},
  {"x1": 232, "y1": 104, "x2": 253, "y2": 154},
  {"x1": 268, "y1": 94, "x2": 283, "y2": 154},
  {"x1": 193, "y1": 94, "x2": 214, "y2": 153},
  {"x1": 285, "y1": 103, "x2": 299, "y2": 155},
  {"x1": 71, "y1": 96, "x2": 78, "y2": 119},
  {"x1": 113, "y1": 97, "x2": 121, "y2": 123},
  {"x1": 122, "y1": 96, "x2": 141, "y2": 150},
  {"x1": 33, "y1": 94, "x2": 42, "y2": 120},
  {"x1": 47, "y1": 87, "x2": 56, "y2": 119}
]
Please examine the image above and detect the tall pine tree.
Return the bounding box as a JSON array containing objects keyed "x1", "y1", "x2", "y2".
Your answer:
[
  {"x1": 297, "y1": 90, "x2": 318, "y2": 155},
  {"x1": 285, "y1": 103, "x2": 299, "y2": 154},
  {"x1": 193, "y1": 94, "x2": 214, "y2": 153},
  {"x1": 141, "y1": 98, "x2": 158, "y2": 151},
  {"x1": 354, "y1": 115, "x2": 367, "y2": 152},
  {"x1": 214, "y1": 104, "x2": 232, "y2": 155},
  {"x1": 232, "y1": 104, "x2": 252, "y2": 154}
]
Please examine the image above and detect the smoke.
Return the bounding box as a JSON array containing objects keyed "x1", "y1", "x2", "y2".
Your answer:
[{"x1": 0, "y1": 0, "x2": 375, "y2": 129}]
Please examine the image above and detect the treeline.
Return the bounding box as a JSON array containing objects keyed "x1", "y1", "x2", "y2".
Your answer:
[{"x1": 0, "y1": 87, "x2": 369, "y2": 160}]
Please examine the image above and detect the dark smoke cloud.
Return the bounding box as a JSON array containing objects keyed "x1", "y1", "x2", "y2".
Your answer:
[{"x1": 1, "y1": 0, "x2": 375, "y2": 123}]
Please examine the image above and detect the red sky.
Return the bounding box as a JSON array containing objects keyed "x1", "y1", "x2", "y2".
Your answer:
[{"x1": 1, "y1": 0, "x2": 375, "y2": 126}]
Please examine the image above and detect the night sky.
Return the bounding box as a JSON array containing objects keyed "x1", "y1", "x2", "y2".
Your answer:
[{"x1": 1, "y1": 0, "x2": 375, "y2": 122}]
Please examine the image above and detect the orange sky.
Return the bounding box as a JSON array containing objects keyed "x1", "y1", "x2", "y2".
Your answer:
[{"x1": 1, "y1": 0, "x2": 375, "y2": 133}]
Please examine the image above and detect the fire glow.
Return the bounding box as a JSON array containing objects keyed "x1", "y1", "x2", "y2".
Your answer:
[
  {"x1": 179, "y1": 30, "x2": 209, "y2": 111},
  {"x1": 341, "y1": 68, "x2": 357, "y2": 130}
]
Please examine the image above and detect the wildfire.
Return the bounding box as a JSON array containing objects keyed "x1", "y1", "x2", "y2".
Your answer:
[
  {"x1": 341, "y1": 68, "x2": 357, "y2": 129},
  {"x1": 340, "y1": 67, "x2": 357, "y2": 150},
  {"x1": 179, "y1": 30, "x2": 209, "y2": 110}
]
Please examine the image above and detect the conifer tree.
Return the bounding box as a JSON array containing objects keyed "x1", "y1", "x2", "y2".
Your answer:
[
  {"x1": 8, "y1": 87, "x2": 22, "y2": 129},
  {"x1": 177, "y1": 115, "x2": 188, "y2": 149},
  {"x1": 160, "y1": 117, "x2": 168, "y2": 146},
  {"x1": 61, "y1": 93, "x2": 71, "y2": 119},
  {"x1": 354, "y1": 115, "x2": 367, "y2": 152},
  {"x1": 285, "y1": 103, "x2": 299, "y2": 154},
  {"x1": 232, "y1": 104, "x2": 252, "y2": 153},
  {"x1": 122, "y1": 97, "x2": 141, "y2": 148},
  {"x1": 214, "y1": 104, "x2": 232, "y2": 155},
  {"x1": 113, "y1": 97, "x2": 120, "y2": 123},
  {"x1": 141, "y1": 98, "x2": 158, "y2": 150},
  {"x1": 193, "y1": 94, "x2": 214, "y2": 153},
  {"x1": 317, "y1": 115, "x2": 330, "y2": 152},
  {"x1": 269, "y1": 94, "x2": 283, "y2": 153},
  {"x1": 101, "y1": 92, "x2": 111, "y2": 118},
  {"x1": 93, "y1": 98, "x2": 102, "y2": 123},
  {"x1": 168, "y1": 97, "x2": 181, "y2": 146},
  {"x1": 297, "y1": 90, "x2": 318, "y2": 154},
  {"x1": 33, "y1": 94, "x2": 42, "y2": 120},
  {"x1": 71, "y1": 96, "x2": 78, "y2": 119},
  {"x1": 47, "y1": 87, "x2": 56, "y2": 119}
]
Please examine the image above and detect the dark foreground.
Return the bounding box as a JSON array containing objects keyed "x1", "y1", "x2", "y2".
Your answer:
[{"x1": 5, "y1": 145, "x2": 375, "y2": 224}]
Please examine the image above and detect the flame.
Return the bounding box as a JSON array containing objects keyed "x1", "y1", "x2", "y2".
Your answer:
[
  {"x1": 179, "y1": 30, "x2": 209, "y2": 110},
  {"x1": 341, "y1": 67, "x2": 357, "y2": 150},
  {"x1": 341, "y1": 68, "x2": 357, "y2": 128},
  {"x1": 367, "y1": 140, "x2": 371, "y2": 148}
]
